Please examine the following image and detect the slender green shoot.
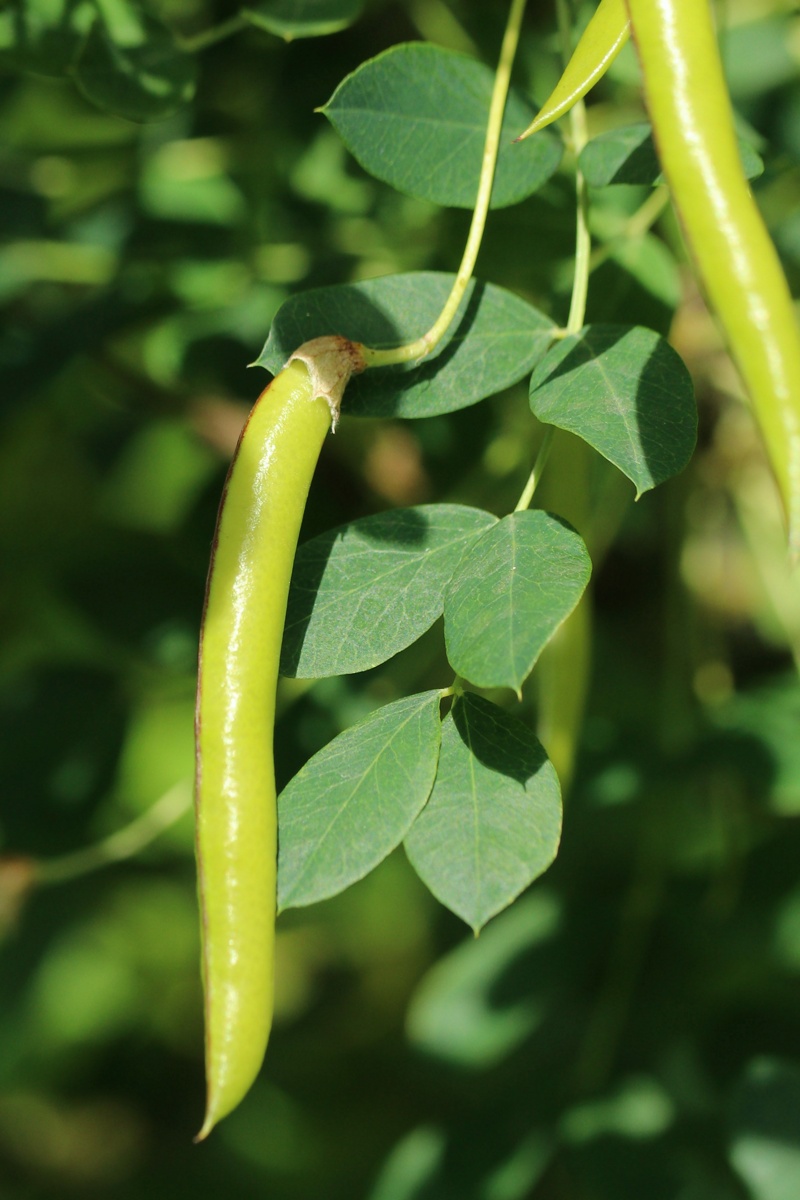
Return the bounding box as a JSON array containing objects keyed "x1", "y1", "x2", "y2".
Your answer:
[
  {"x1": 515, "y1": 0, "x2": 591, "y2": 512},
  {"x1": 177, "y1": 14, "x2": 249, "y2": 54},
  {"x1": 515, "y1": 427, "x2": 556, "y2": 511},
  {"x1": 361, "y1": 0, "x2": 528, "y2": 368},
  {"x1": 589, "y1": 187, "x2": 670, "y2": 275},
  {"x1": 35, "y1": 780, "x2": 192, "y2": 886},
  {"x1": 558, "y1": 0, "x2": 591, "y2": 336}
]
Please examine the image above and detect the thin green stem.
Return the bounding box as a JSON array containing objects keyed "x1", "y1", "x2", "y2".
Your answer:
[
  {"x1": 589, "y1": 187, "x2": 670, "y2": 275},
  {"x1": 557, "y1": 0, "x2": 591, "y2": 335},
  {"x1": 513, "y1": 0, "x2": 589, "y2": 511},
  {"x1": 625, "y1": 186, "x2": 670, "y2": 240},
  {"x1": 34, "y1": 780, "x2": 192, "y2": 886},
  {"x1": 567, "y1": 165, "x2": 590, "y2": 333},
  {"x1": 515, "y1": 427, "x2": 555, "y2": 511},
  {"x1": 361, "y1": 0, "x2": 528, "y2": 369},
  {"x1": 177, "y1": 13, "x2": 249, "y2": 53},
  {"x1": 442, "y1": 674, "x2": 469, "y2": 701}
]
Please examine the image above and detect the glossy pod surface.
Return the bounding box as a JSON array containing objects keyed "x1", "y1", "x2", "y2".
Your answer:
[
  {"x1": 627, "y1": 0, "x2": 800, "y2": 551},
  {"x1": 194, "y1": 359, "x2": 332, "y2": 1140}
]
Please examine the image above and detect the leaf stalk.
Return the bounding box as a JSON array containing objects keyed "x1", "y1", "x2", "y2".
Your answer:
[{"x1": 361, "y1": 0, "x2": 529, "y2": 369}]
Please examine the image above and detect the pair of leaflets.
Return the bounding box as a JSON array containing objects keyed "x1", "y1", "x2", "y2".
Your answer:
[{"x1": 278, "y1": 504, "x2": 589, "y2": 931}]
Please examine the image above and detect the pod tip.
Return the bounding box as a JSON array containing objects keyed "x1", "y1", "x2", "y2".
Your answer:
[{"x1": 194, "y1": 1114, "x2": 215, "y2": 1144}]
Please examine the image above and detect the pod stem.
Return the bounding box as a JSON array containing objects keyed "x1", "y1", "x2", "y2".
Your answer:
[
  {"x1": 287, "y1": 335, "x2": 367, "y2": 430},
  {"x1": 360, "y1": 0, "x2": 529, "y2": 370}
]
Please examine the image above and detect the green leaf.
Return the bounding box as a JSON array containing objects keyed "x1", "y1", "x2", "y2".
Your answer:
[
  {"x1": 242, "y1": 0, "x2": 363, "y2": 39},
  {"x1": 139, "y1": 145, "x2": 246, "y2": 225},
  {"x1": 72, "y1": 6, "x2": 196, "y2": 122},
  {"x1": 99, "y1": 418, "x2": 217, "y2": 533},
  {"x1": 321, "y1": 43, "x2": 562, "y2": 209},
  {"x1": 404, "y1": 694, "x2": 561, "y2": 932},
  {"x1": 712, "y1": 677, "x2": 800, "y2": 816},
  {"x1": 277, "y1": 691, "x2": 443, "y2": 910},
  {"x1": 608, "y1": 234, "x2": 681, "y2": 310},
  {"x1": 367, "y1": 1128, "x2": 447, "y2": 1200},
  {"x1": 282, "y1": 504, "x2": 498, "y2": 678},
  {"x1": 529, "y1": 324, "x2": 697, "y2": 496},
  {"x1": 443, "y1": 511, "x2": 591, "y2": 693},
  {"x1": 257, "y1": 272, "x2": 555, "y2": 418},
  {"x1": 0, "y1": 0, "x2": 94, "y2": 75},
  {"x1": 720, "y1": 17, "x2": 800, "y2": 100},
  {"x1": 369, "y1": 1125, "x2": 552, "y2": 1200},
  {"x1": 729, "y1": 1059, "x2": 800, "y2": 1200},
  {"x1": 579, "y1": 121, "x2": 763, "y2": 187},
  {"x1": 407, "y1": 890, "x2": 561, "y2": 1067}
]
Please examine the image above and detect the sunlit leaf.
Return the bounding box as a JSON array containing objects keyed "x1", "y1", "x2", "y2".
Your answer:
[
  {"x1": 407, "y1": 891, "x2": 561, "y2": 1067},
  {"x1": 72, "y1": 7, "x2": 196, "y2": 122},
  {"x1": 242, "y1": 0, "x2": 364, "y2": 39},
  {"x1": 561, "y1": 1078, "x2": 675, "y2": 1143},
  {"x1": 444, "y1": 511, "x2": 591, "y2": 693},
  {"x1": 608, "y1": 234, "x2": 681, "y2": 309},
  {"x1": 405, "y1": 694, "x2": 561, "y2": 932},
  {"x1": 282, "y1": 505, "x2": 497, "y2": 678},
  {"x1": 580, "y1": 121, "x2": 763, "y2": 187},
  {"x1": 0, "y1": 0, "x2": 93, "y2": 75},
  {"x1": 322, "y1": 43, "x2": 561, "y2": 208},
  {"x1": 713, "y1": 677, "x2": 800, "y2": 815},
  {"x1": 730, "y1": 1059, "x2": 800, "y2": 1200},
  {"x1": 529, "y1": 324, "x2": 696, "y2": 496},
  {"x1": 278, "y1": 691, "x2": 442, "y2": 909},
  {"x1": 723, "y1": 17, "x2": 800, "y2": 100}
]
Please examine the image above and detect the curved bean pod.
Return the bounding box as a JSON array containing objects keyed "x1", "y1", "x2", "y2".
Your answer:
[
  {"x1": 516, "y1": 0, "x2": 629, "y2": 140},
  {"x1": 195, "y1": 338, "x2": 364, "y2": 1140},
  {"x1": 627, "y1": 0, "x2": 800, "y2": 553}
]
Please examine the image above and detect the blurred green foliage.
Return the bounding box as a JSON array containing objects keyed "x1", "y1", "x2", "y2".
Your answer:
[{"x1": 2, "y1": 0, "x2": 800, "y2": 1195}]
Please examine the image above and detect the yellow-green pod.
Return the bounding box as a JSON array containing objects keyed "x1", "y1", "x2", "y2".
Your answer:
[
  {"x1": 627, "y1": 0, "x2": 800, "y2": 555},
  {"x1": 195, "y1": 338, "x2": 363, "y2": 1140},
  {"x1": 517, "y1": 0, "x2": 629, "y2": 140}
]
